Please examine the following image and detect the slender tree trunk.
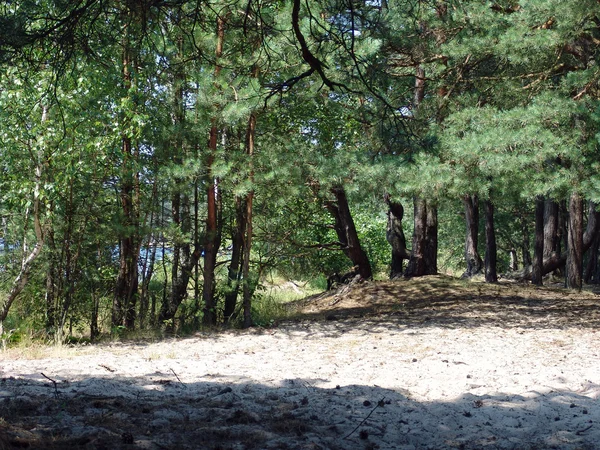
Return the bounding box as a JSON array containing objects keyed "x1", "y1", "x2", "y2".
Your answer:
[
  {"x1": 224, "y1": 197, "x2": 245, "y2": 323},
  {"x1": 160, "y1": 39, "x2": 197, "y2": 326},
  {"x1": 384, "y1": 194, "x2": 410, "y2": 279},
  {"x1": 462, "y1": 194, "x2": 483, "y2": 277},
  {"x1": 325, "y1": 187, "x2": 373, "y2": 280},
  {"x1": 139, "y1": 232, "x2": 157, "y2": 328},
  {"x1": 202, "y1": 17, "x2": 225, "y2": 326},
  {"x1": 424, "y1": 202, "x2": 438, "y2": 275},
  {"x1": 567, "y1": 192, "x2": 584, "y2": 290},
  {"x1": 90, "y1": 245, "x2": 102, "y2": 341},
  {"x1": 242, "y1": 113, "x2": 256, "y2": 329},
  {"x1": 113, "y1": 13, "x2": 140, "y2": 329},
  {"x1": 0, "y1": 106, "x2": 46, "y2": 336},
  {"x1": 45, "y1": 227, "x2": 57, "y2": 333},
  {"x1": 583, "y1": 202, "x2": 600, "y2": 283},
  {"x1": 484, "y1": 200, "x2": 498, "y2": 283},
  {"x1": 532, "y1": 196, "x2": 545, "y2": 285}
]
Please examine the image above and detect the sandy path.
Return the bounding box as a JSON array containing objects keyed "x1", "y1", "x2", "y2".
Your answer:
[{"x1": 2, "y1": 313, "x2": 600, "y2": 450}]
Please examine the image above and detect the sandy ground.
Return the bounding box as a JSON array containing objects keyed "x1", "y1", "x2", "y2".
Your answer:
[{"x1": 1, "y1": 276, "x2": 600, "y2": 449}]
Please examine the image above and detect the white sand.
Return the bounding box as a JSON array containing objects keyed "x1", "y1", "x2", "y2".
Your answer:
[{"x1": 2, "y1": 314, "x2": 600, "y2": 449}]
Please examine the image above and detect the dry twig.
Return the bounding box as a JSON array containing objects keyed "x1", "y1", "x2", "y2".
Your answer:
[{"x1": 41, "y1": 372, "x2": 59, "y2": 398}]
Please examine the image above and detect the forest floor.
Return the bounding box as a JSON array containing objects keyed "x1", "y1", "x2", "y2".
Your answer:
[{"x1": 2, "y1": 275, "x2": 600, "y2": 450}]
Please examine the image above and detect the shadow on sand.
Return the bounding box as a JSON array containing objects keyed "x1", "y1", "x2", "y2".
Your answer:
[{"x1": 1, "y1": 372, "x2": 599, "y2": 450}]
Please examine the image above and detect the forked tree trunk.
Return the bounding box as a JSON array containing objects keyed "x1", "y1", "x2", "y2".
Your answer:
[
  {"x1": 384, "y1": 194, "x2": 410, "y2": 279},
  {"x1": 325, "y1": 186, "x2": 373, "y2": 280},
  {"x1": 567, "y1": 192, "x2": 584, "y2": 290},
  {"x1": 405, "y1": 65, "x2": 437, "y2": 277},
  {"x1": 223, "y1": 197, "x2": 245, "y2": 324},
  {"x1": 532, "y1": 196, "x2": 545, "y2": 286},
  {"x1": 406, "y1": 197, "x2": 426, "y2": 277},
  {"x1": 484, "y1": 200, "x2": 498, "y2": 283},
  {"x1": 541, "y1": 200, "x2": 599, "y2": 278},
  {"x1": 462, "y1": 194, "x2": 483, "y2": 277}
]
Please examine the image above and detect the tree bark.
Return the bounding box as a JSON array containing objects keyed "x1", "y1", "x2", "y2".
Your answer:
[
  {"x1": 325, "y1": 186, "x2": 373, "y2": 280},
  {"x1": 484, "y1": 200, "x2": 498, "y2": 283},
  {"x1": 406, "y1": 197, "x2": 426, "y2": 277},
  {"x1": 384, "y1": 194, "x2": 410, "y2": 278},
  {"x1": 543, "y1": 199, "x2": 559, "y2": 258},
  {"x1": 242, "y1": 111, "x2": 257, "y2": 329},
  {"x1": 424, "y1": 201, "x2": 438, "y2": 275},
  {"x1": 567, "y1": 192, "x2": 584, "y2": 290},
  {"x1": 462, "y1": 194, "x2": 483, "y2": 277},
  {"x1": 532, "y1": 196, "x2": 545, "y2": 285},
  {"x1": 541, "y1": 200, "x2": 600, "y2": 278},
  {"x1": 223, "y1": 197, "x2": 245, "y2": 324}
]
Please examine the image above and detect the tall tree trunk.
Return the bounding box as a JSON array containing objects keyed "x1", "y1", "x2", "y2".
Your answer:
[
  {"x1": 405, "y1": 65, "x2": 437, "y2": 277},
  {"x1": 384, "y1": 194, "x2": 410, "y2": 278},
  {"x1": 532, "y1": 196, "x2": 545, "y2": 285},
  {"x1": 159, "y1": 37, "x2": 197, "y2": 326},
  {"x1": 325, "y1": 187, "x2": 373, "y2": 280},
  {"x1": 113, "y1": 11, "x2": 140, "y2": 329},
  {"x1": 242, "y1": 112, "x2": 257, "y2": 329},
  {"x1": 484, "y1": 200, "x2": 498, "y2": 283},
  {"x1": 567, "y1": 192, "x2": 584, "y2": 290},
  {"x1": 462, "y1": 194, "x2": 483, "y2": 277},
  {"x1": 202, "y1": 16, "x2": 225, "y2": 326}
]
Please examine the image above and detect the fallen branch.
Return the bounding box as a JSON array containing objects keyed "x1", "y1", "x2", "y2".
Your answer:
[
  {"x1": 343, "y1": 398, "x2": 385, "y2": 440},
  {"x1": 170, "y1": 368, "x2": 186, "y2": 388},
  {"x1": 41, "y1": 372, "x2": 59, "y2": 398}
]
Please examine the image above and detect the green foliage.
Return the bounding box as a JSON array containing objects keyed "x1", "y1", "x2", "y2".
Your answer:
[{"x1": 3, "y1": 0, "x2": 600, "y2": 342}]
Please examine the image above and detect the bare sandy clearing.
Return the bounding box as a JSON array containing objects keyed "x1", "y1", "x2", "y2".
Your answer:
[{"x1": 2, "y1": 277, "x2": 600, "y2": 449}]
